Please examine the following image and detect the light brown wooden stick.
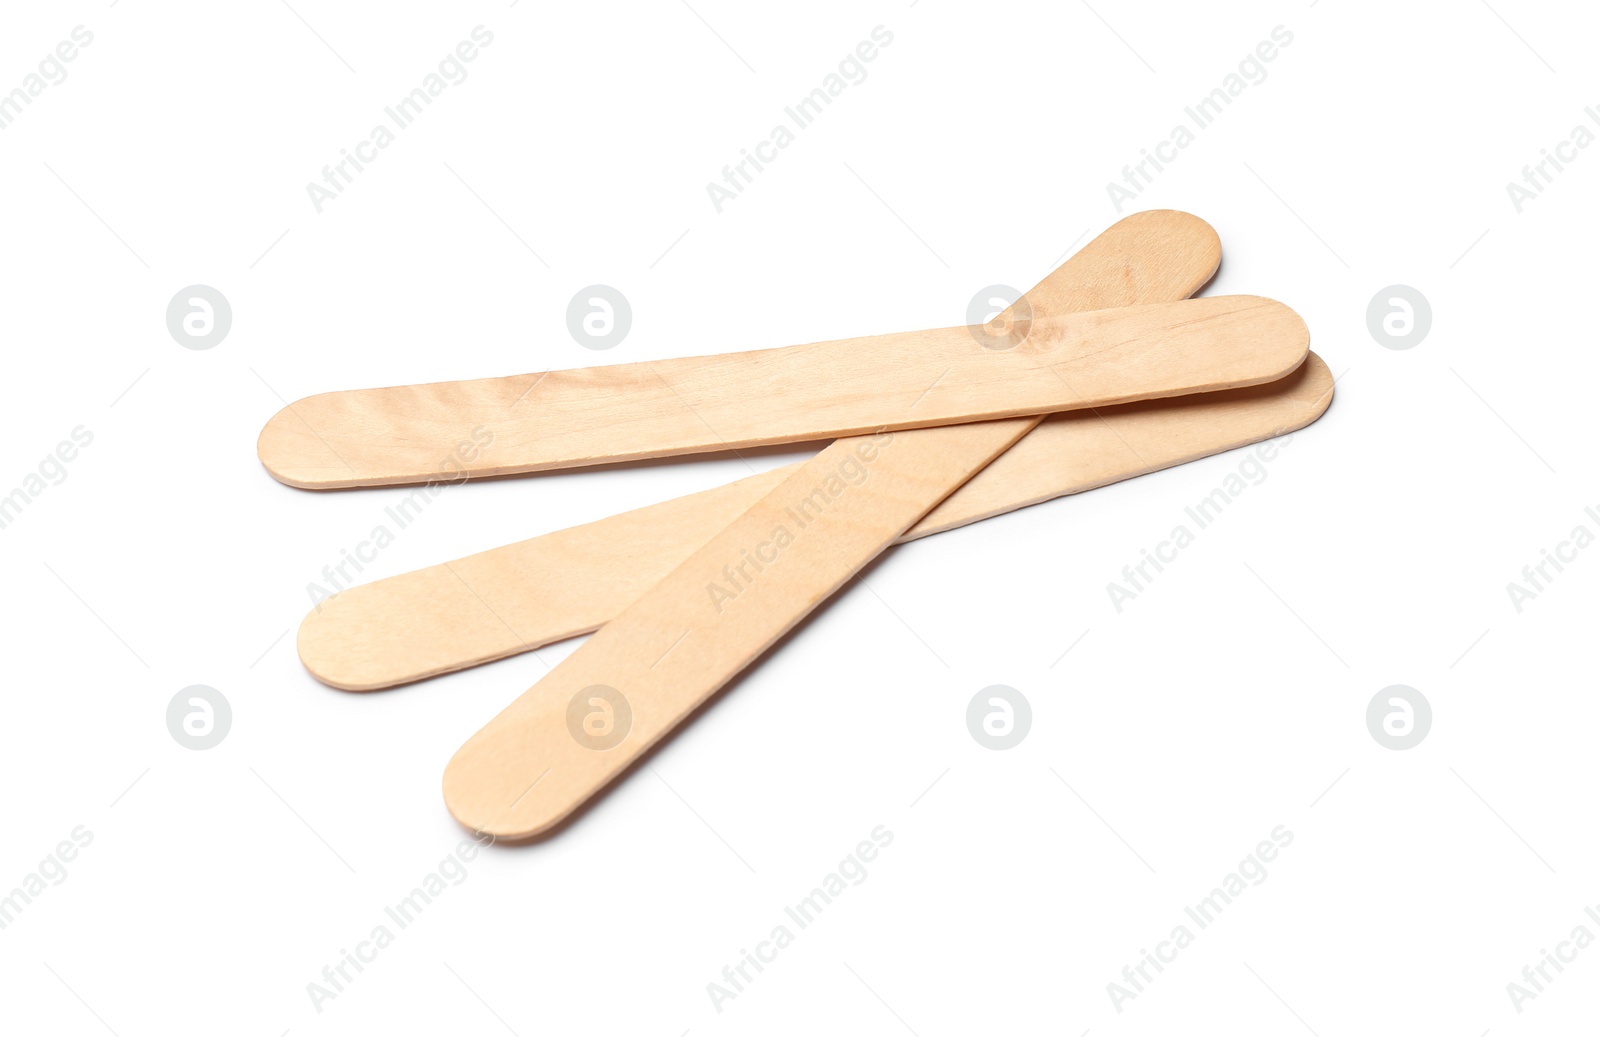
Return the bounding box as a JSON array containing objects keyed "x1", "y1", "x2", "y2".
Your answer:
[
  {"x1": 442, "y1": 214, "x2": 1315, "y2": 839},
  {"x1": 257, "y1": 294, "x2": 1305, "y2": 489},
  {"x1": 306, "y1": 209, "x2": 1227, "y2": 688},
  {"x1": 443, "y1": 424, "x2": 1027, "y2": 838},
  {"x1": 301, "y1": 355, "x2": 1332, "y2": 691}
]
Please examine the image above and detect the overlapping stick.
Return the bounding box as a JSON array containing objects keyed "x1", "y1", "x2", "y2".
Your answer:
[
  {"x1": 262, "y1": 210, "x2": 1333, "y2": 841},
  {"x1": 259, "y1": 299, "x2": 1298, "y2": 487},
  {"x1": 301, "y1": 356, "x2": 1333, "y2": 692}
]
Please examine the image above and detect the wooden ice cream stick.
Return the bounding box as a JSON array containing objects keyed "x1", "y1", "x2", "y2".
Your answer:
[
  {"x1": 258, "y1": 293, "x2": 1303, "y2": 489},
  {"x1": 300, "y1": 354, "x2": 1333, "y2": 691},
  {"x1": 304, "y1": 207, "x2": 1227, "y2": 690},
  {"x1": 441, "y1": 222, "x2": 1312, "y2": 839}
]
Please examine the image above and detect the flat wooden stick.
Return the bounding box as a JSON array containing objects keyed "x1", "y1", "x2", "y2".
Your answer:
[
  {"x1": 301, "y1": 355, "x2": 1333, "y2": 691},
  {"x1": 258, "y1": 294, "x2": 1306, "y2": 488},
  {"x1": 305, "y1": 208, "x2": 1227, "y2": 690},
  {"x1": 441, "y1": 422, "x2": 1044, "y2": 838},
  {"x1": 442, "y1": 214, "x2": 1313, "y2": 839}
]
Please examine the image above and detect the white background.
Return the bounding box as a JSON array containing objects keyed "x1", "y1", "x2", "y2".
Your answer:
[{"x1": 1, "y1": 1, "x2": 1596, "y2": 1033}]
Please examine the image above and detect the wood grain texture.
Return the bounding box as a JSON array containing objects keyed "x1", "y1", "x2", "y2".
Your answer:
[
  {"x1": 441, "y1": 212, "x2": 1279, "y2": 839},
  {"x1": 300, "y1": 355, "x2": 1333, "y2": 691},
  {"x1": 441, "y1": 422, "x2": 1043, "y2": 838},
  {"x1": 907, "y1": 351, "x2": 1335, "y2": 539},
  {"x1": 257, "y1": 294, "x2": 1306, "y2": 489},
  {"x1": 305, "y1": 210, "x2": 1226, "y2": 690}
]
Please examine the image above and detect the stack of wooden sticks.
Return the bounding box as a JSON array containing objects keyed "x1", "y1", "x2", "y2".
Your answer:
[{"x1": 257, "y1": 210, "x2": 1333, "y2": 842}]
